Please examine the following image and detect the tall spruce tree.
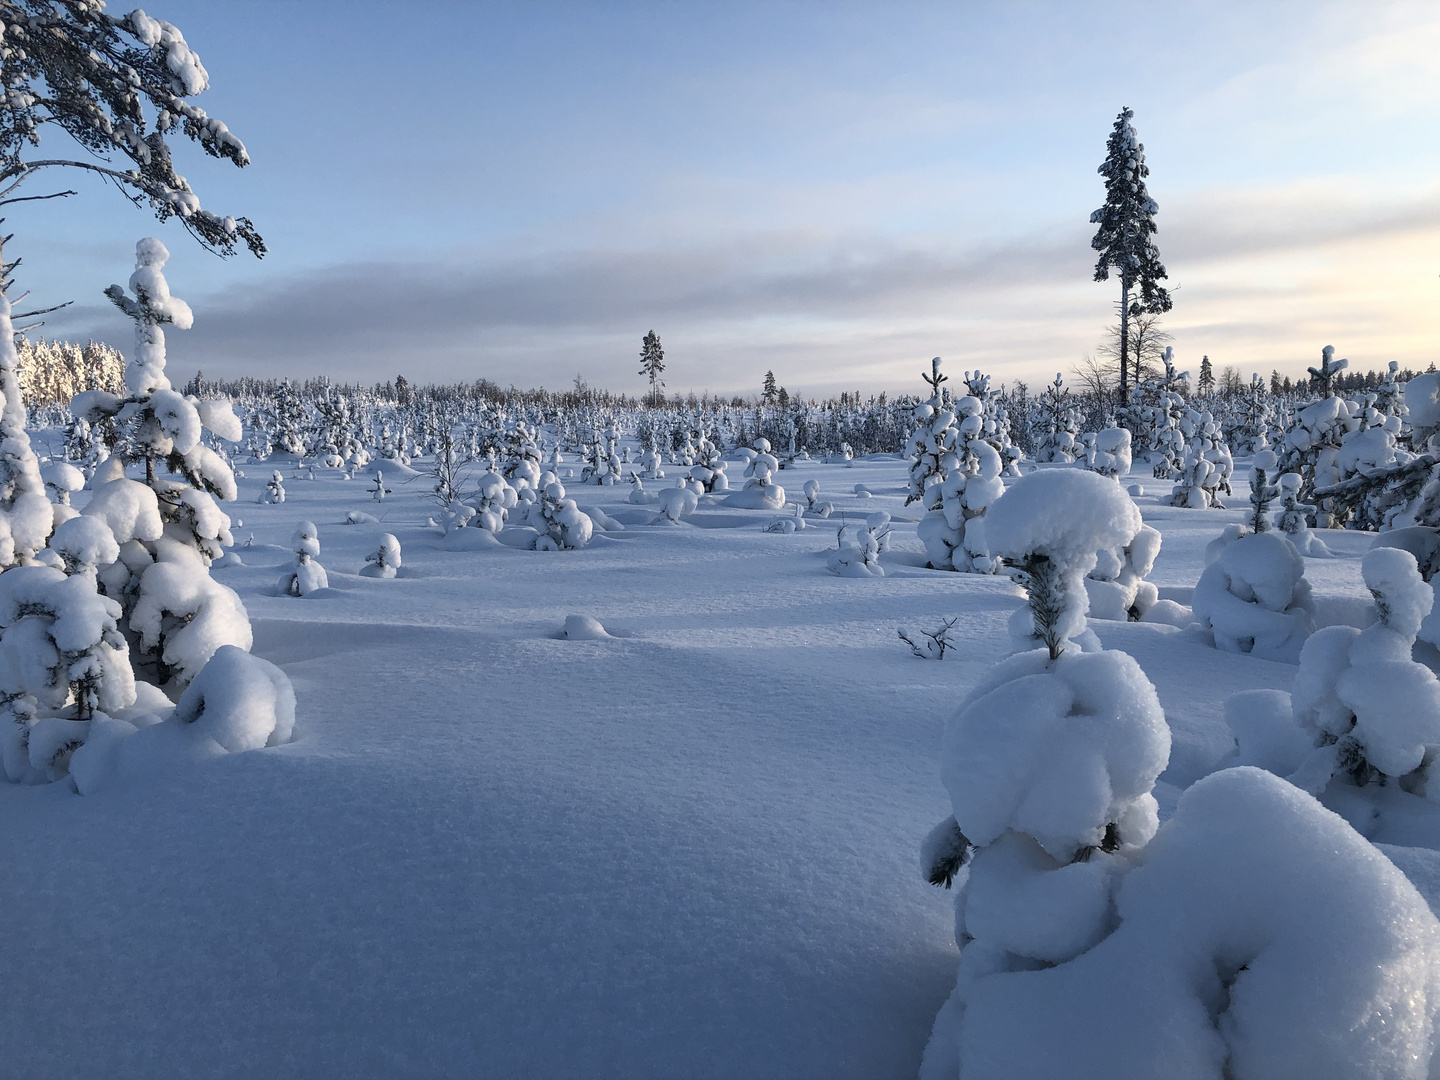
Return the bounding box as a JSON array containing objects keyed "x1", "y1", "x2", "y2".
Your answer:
[
  {"x1": 638, "y1": 330, "x2": 664, "y2": 405},
  {"x1": 762, "y1": 370, "x2": 777, "y2": 406},
  {"x1": 1090, "y1": 107, "x2": 1171, "y2": 408},
  {"x1": 1198, "y1": 355, "x2": 1215, "y2": 396}
]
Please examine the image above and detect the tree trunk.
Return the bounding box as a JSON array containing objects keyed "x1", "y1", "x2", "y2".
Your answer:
[{"x1": 1119, "y1": 275, "x2": 1130, "y2": 410}]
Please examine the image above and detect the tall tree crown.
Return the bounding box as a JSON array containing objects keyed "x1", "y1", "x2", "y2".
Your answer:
[
  {"x1": 0, "y1": 0, "x2": 263, "y2": 257},
  {"x1": 1089, "y1": 107, "x2": 1169, "y2": 316}
]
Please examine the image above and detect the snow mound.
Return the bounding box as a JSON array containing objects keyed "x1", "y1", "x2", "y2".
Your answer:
[
  {"x1": 563, "y1": 614, "x2": 610, "y2": 640},
  {"x1": 173, "y1": 645, "x2": 295, "y2": 752}
]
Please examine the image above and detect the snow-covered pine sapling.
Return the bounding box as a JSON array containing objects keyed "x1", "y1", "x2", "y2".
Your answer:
[
  {"x1": 1192, "y1": 530, "x2": 1315, "y2": 662},
  {"x1": 1287, "y1": 547, "x2": 1440, "y2": 795},
  {"x1": 531, "y1": 478, "x2": 594, "y2": 550},
  {"x1": 1276, "y1": 473, "x2": 1331, "y2": 557},
  {"x1": 801, "y1": 479, "x2": 833, "y2": 517},
  {"x1": 918, "y1": 467, "x2": 1171, "y2": 1072},
  {"x1": 369, "y1": 470, "x2": 390, "y2": 502},
  {"x1": 278, "y1": 521, "x2": 328, "y2": 596},
  {"x1": 360, "y1": 534, "x2": 402, "y2": 579},
  {"x1": 828, "y1": 512, "x2": 889, "y2": 577},
  {"x1": 657, "y1": 482, "x2": 698, "y2": 524},
  {"x1": 1307, "y1": 344, "x2": 1348, "y2": 400},
  {"x1": 1084, "y1": 522, "x2": 1162, "y2": 622},
  {"x1": 471, "y1": 468, "x2": 517, "y2": 532},
  {"x1": 1085, "y1": 426, "x2": 1133, "y2": 480},
  {"x1": 627, "y1": 473, "x2": 658, "y2": 505},
  {"x1": 261, "y1": 470, "x2": 286, "y2": 504},
  {"x1": 985, "y1": 469, "x2": 1143, "y2": 658},
  {"x1": 898, "y1": 617, "x2": 959, "y2": 660},
  {"x1": 1247, "y1": 450, "x2": 1281, "y2": 534}
]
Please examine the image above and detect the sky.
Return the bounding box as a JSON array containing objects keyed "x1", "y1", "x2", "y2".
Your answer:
[{"x1": 11, "y1": 0, "x2": 1440, "y2": 399}]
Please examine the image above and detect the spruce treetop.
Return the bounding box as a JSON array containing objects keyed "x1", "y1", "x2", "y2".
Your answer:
[{"x1": 1089, "y1": 107, "x2": 1170, "y2": 317}]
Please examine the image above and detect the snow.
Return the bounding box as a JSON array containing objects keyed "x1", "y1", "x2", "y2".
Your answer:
[{"x1": 6, "y1": 448, "x2": 1440, "y2": 1077}]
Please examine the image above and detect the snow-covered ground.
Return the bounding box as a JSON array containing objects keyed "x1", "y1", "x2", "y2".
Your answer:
[{"x1": 0, "y1": 448, "x2": 1424, "y2": 1078}]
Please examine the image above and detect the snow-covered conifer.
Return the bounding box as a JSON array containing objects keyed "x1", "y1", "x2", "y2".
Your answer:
[
  {"x1": 360, "y1": 534, "x2": 402, "y2": 579},
  {"x1": 828, "y1": 512, "x2": 889, "y2": 577},
  {"x1": 261, "y1": 470, "x2": 286, "y2": 504},
  {"x1": 278, "y1": 522, "x2": 328, "y2": 596},
  {"x1": 1193, "y1": 531, "x2": 1314, "y2": 662}
]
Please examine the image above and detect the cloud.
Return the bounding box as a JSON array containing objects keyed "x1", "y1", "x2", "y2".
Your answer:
[{"x1": 46, "y1": 176, "x2": 1439, "y2": 398}]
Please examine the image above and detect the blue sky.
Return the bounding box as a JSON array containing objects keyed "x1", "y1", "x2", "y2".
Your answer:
[{"x1": 15, "y1": 0, "x2": 1440, "y2": 397}]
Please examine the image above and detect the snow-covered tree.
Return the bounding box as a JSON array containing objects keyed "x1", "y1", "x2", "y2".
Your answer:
[
  {"x1": 1089, "y1": 107, "x2": 1172, "y2": 407},
  {"x1": 278, "y1": 521, "x2": 327, "y2": 596},
  {"x1": 1193, "y1": 531, "x2": 1314, "y2": 662},
  {"x1": 261, "y1": 470, "x2": 285, "y2": 504},
  {"x1": 639, "y1": 330, "x2": 665, "y2": 406},
  {"x1": 360, "y1": 534, "x2": 401, "y2": 579},
  {"x1": 828, "y1": 512, "x2": 889, "y2": 578}
]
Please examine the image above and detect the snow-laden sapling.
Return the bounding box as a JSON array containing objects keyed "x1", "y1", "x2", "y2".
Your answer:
[
  {"x1": 919, "y1": 466, "x2": 1172, "y2": 1074},
  {"x1": 1276, "y1": 472, "x2": 1331, "y2": 557},
  {"x1": 1084, "y1": 426, "x2": 1132, "y2": 480},
  {"x1": 369, "y1": 470, "x2": 390, "y2": 502},
  {"x1": 360, "y1": 534, "x2": 402, "y2": 579},
  {"x1": 1286, "y1": 547, "x2": 1440, "y2": 794},
  {"x1": 985, "y1": 469, "x2": 1142, "y2": 656},
  {"x1": 912, "y1": 389, "x2": 1005, "y2": 573},
  {"x1": 627, "y1": 474, "x2": 658, "y2": 505},
  {"x1": 802, "y1": 479, "x2": 833, "y2": 517},
  {"x1": 260, "y1": 470, "x2": 285, "y2": 504},
  {"x1": 529, "y1": 477, "x2": 594, "y2": 550},
  {"x1": 1246, "y1": 449, "x2": 1281, "y2": 533},
  {"x1": 657, "y1": 483, "x2": 698, "y2": 524},
  {"x1": 1192, "y1": 530, "x2": 1314, "y2": 663},
  {"x1": 723, "y1": 438, "x2": 786, "y2": 510},
  {"x1": 278, "y1": 521, "x2": 328, "y2": 596},
  {"x1": 828, "y1": 511, "x2": 889, "y2": 577},
  {"x1": 1084, "y1": 522, "x2": 1162, "y2": 622},
  {"x1": 898, "y1": 617, "x2": 958, "y2": 660}
]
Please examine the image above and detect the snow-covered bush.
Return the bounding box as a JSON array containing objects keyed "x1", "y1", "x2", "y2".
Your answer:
[
  {"x1": 360, "y1": 534, "x2": 402, "y2": 579},
  {"x1": 1287, "y1": 546, "x2": 1440, "y2": 793},
  {"x1": 984, "y1": 469, "x2": 1142, "y2": 656},
  {"x1": 828, "y1": 512, "x2": 889, "y2": 577},
  {"x1": 922, "y1": 766, "x2": 1440, "y2": 1080},
  {"x1": 529, "y1": 477, "x2": 594, "y2": 550},
  {"x1": 657, "y1": 483, "x2": 698, "y2": 524},
  {"x1": 1083, "y1": 426, "x2": 1131, "y2": 479},
  {"x1": 801, "y1": 479, "x2": 833, "y2": 517},
  {"x1": 368, "y1": 470, "x2": 390, "y2": 502},
  {"x1": 1192, "y1": 531, "x2": 1314, "y2": 662},
  {"x1": 723, "y1": 438, "x2": 786, "y2": 510},
  {"x1": 1276, "y1": 472, "x2": 1331, "y2": 556},
  {"x1": 261, "y1": 470, "x2": 286, "y2": 504},
  {"x1": 1084, "y1": 522, "x2": 1161, "y2": 622},
  {"x1": 278, "y1": 521, "x2": 328, "y2": 596},
  {"x1": 1033, "y1": 373, "x2": 1079, "y2": 463},
  {"x1": 172, "y1": 644, "x2": 295, "y2": 753}
]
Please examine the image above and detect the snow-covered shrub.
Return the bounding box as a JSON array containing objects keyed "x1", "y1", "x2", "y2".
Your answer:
[
  {"x1": 920, "y1": 464, "x2": 1172, "y2": 1076},
  {"x1": 828, "y1": 512, "x2": 889, "y2": 577},
  {"x1": 261, "y1": 470, "x2": 286, "y2": 504},
  {"x1": 172, "y1": 644, "x2": 294, "y2": 753},
  {"x1": 1192, "y1": 531, "x2": 1314, "y2": 662},
  {"x1": 1084, "y1": 523, "x2": 1161, "y2": 622},
  {"x1": 1166, "y1": 408, "x2": 1232, "y2": 509},
  {"x1": 723, "y1": 438, "x2": 786, "y2": 509},
  {"x1": 368, "y1": 470, "x2": 390, "y2": 502},
  {"x1": 922, "y1": 766, "x2": 1440, "y2": 1080},
  {"x1": 360, "y1": 534, "x2": 402, "y2": 579},
  {"x1": 688, "y1": 430, "x2": 729, "y2": 492},
  {"x1": 1286, "y1": 546, "x2": 1440, "y2": 794},
  {"x1": 469, "y1": 467, "x2": 517, "y2": 533},
  {"x1": 1246, "y1": 449, "x2": 1281, "y2": 533},
  {"x1": 1033, "y1": 373, "x2": 1079, "y2": 463},
  {"x1": 1083, "y1": 426, "x2": 1131, "y2": 479},
  {"x1": 627, "y1": 474, "x2": 658, "y2": 505},
  {"x1": 657, "y1": 483, "x2": 698, "y2": 524},
  {"x1": 530, "y1": 477, "x2": 593, "y2": 550},
  {"x1": 801, "y1": 479, "x2": 833, "y2": 517},
  {"x1": 278, "y1": 521, "x2": 328, "y2": 596},
  {"x1": 984, "y1": 469, "x2": 1142, "y2": 656},
  {"x1": 898, "y1": 617, "x2": 958, "y2": 659},
  {"x1": 1276, "y1": 472, "x2": 1331, "y2": 556},
  {"x1": 908, "y1": 364, "x2": 1004, "y2": 573}
]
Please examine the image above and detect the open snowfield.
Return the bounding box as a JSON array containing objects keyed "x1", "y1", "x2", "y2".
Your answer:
[{"x1": 0, "y1": 446, "x2": 1430, "y2": 1079}]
